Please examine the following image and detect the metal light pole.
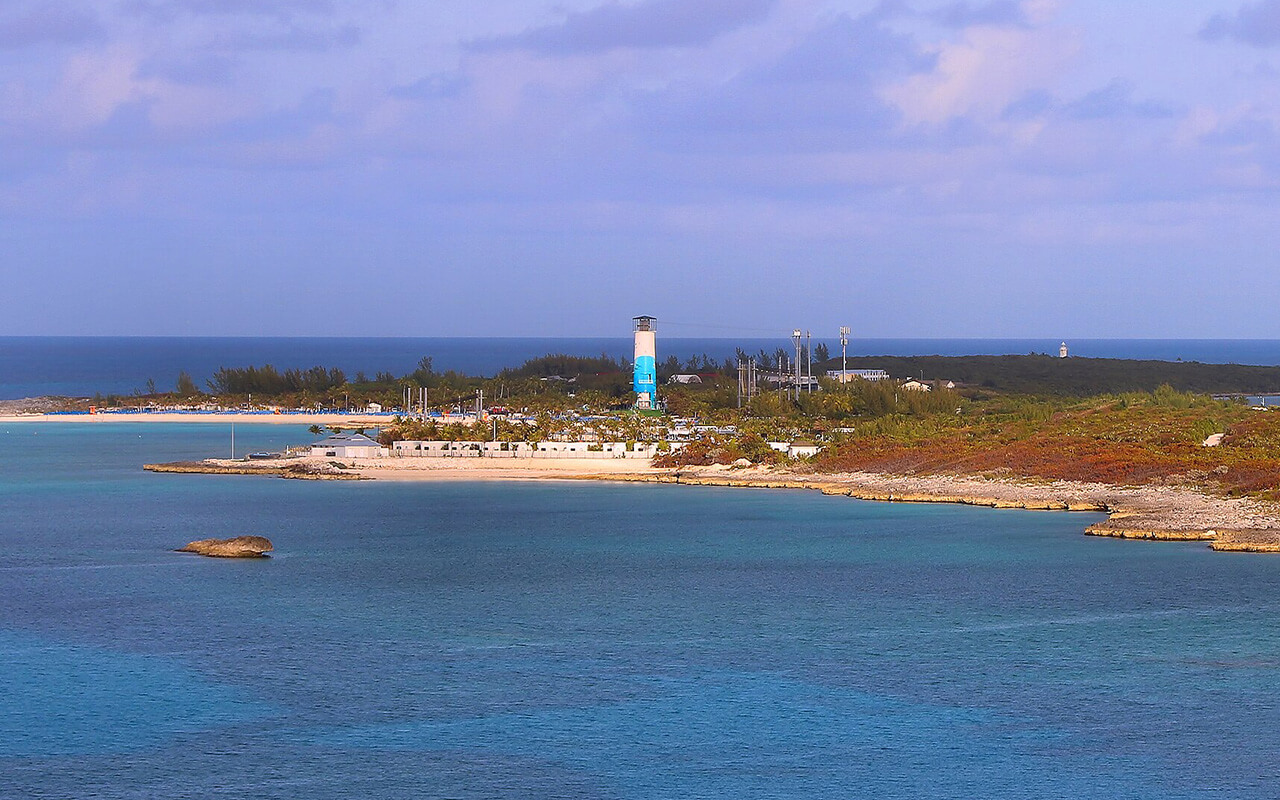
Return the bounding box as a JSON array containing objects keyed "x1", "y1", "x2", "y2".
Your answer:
[
  {"x1": 805, "y1": 330, "x2": 812, "y2": 393},
  {"x1": 792, "y1": 329, "x2": 802, "y2": 402},
  {"x1": 840, "y1": 326, "x2": 850, "y2": 388}
]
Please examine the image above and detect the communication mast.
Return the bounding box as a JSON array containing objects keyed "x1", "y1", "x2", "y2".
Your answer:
[
  {"x1": 792, "y1": 329, "x2": 803, "y2": 401},
  {"x1": 805, "y1": 330, "x2": 812, "y2": 394},
  {"x1": 840, "y1": 326, "x2": 850, "y2": 385}
]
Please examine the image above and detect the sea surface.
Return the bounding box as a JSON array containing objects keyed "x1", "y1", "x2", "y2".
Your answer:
[
  {"x1": 6, "y1": 337, "x2": 1280, "y2": 399},
  {"x1": 3, "y1": 423, "x2": 1279, "y2": 798}
]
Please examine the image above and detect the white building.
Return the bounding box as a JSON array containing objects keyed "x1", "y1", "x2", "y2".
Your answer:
[
  {"x1": 826, "y1": 369, "x2": 890, "y2": 383},
  {"x1": 1059, "y1": 342, "x2": 1069, "y2": 358},
  {"x1": 768, "y1": 441, "x2": 823, "y2": 458},
  {"x1": 390, "y1": 440, "x2": 677, "y2": 459},
  {"x1": 900, "y1": 380, "x2": 931, "y2": 392},
  {"x1": 788, "y1": 443, "x2": 822, "y2": 459},
  {"x1": 309, "y1": 432, "x2": 388, "y2": 458}
]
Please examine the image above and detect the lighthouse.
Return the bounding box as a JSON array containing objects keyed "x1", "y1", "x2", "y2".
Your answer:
[{"x1": 633, "y1": 316, "x2": 657, "y2": 410}]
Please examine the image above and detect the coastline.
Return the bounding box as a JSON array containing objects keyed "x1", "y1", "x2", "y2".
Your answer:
[
  {"x1": 147, "y1": 455, "x2": 1280, "y2": 552},
  {"x1": 0, "y1": 412, "x2": 391, "y2": 425}
]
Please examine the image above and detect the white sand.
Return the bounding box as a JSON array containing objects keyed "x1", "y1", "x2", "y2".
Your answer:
[
  {"x1": 304, "y1": 455, "x2": 662, "y2": 481},
  {"x1": 0, "y1": 412, "x2": 391, "y2": 425}
]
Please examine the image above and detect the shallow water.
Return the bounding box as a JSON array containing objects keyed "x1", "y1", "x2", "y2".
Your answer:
[{"x1": 2, "y1": 424, "x2": 1279, "y2": 798}]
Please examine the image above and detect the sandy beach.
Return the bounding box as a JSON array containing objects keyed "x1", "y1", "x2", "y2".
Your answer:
[
  {"x1": 360, "y1": 457, "x2": 665, "y2": 481},
  {"x1": 0, "y1": 412, "x2": 392, "y2": 425},
  {"x1": 162, "y1": 454, "x2": 666, "y2": 481}
]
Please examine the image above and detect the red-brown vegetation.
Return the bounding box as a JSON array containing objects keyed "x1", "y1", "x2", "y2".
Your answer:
[{"x1": 815, "y1": 395, "x2": 1280, "y2": 499}]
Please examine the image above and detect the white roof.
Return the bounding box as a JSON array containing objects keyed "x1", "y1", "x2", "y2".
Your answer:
[{"x1": 311, "y1": 433, "x2": 380, "y2": 447}]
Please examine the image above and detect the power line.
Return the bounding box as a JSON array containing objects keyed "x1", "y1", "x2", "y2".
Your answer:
[{"x1": 657, "y1": 320, "x2": 807, "y2": 335}]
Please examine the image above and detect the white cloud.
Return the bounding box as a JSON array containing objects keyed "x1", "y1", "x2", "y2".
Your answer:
[{"x1": 881, "y1": 6, "x2": 1079, "y2": 126}]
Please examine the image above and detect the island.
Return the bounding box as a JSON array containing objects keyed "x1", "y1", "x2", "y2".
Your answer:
[{"x1": 103, "y1": 351, "x2": 1280, "y2": 554}]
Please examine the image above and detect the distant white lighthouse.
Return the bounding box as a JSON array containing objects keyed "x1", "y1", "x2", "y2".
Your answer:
[{"x1": 1059, "y1": 342, "x2": 1069, "y2": 358}]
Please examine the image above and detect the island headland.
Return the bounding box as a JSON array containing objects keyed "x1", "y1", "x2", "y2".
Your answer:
[{"x1": 16, "y1": 348, "x2": 1280, "y2": 554}]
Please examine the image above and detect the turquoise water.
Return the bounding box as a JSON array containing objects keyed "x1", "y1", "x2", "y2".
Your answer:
[{"x1": 3, "y1": 424, "x2": 1280, "y2": 798}]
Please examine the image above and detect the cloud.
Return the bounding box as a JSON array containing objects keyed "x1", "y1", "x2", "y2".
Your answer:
[
  {"x1": 882, "y1": 12, "x2": 1078, "y2": 126},
  {"x1": 628, "y1": 11, "x2": 930, "y2": 156},
  {"x1": 473, "y1": 0, "x2": 775, "y2": 55},
  {"x1": 1201, "y1": 0, "x2": 1280, "y2": 47},
  {"x1": 1064, "y1": 79, "x2": 1176, "y2": 120},
  {"x1": 211, "y1": 23, "x2": 361, "y2": 52},
  {"x1": 933, "y1": 1, "x2": 1029, "y2": 29},
  {"x1": 121, "y1": 0, "x2": 336, "y2": 23},
  {"x1": 391, "y1": 72, "x2": 469, "y2": 101},
  {"x1": 137, "y1": 53, "x2": 237, "y2": 86},
  {"x1": 0, "y1": 2, "x2": 104, "y2": 49},
  {"x1": 1000, "y1": 88, "x2": 1053, "y2": 120}
]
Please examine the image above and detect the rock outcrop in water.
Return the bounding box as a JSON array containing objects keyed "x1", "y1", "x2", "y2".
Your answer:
[
  {"x1": 176, "y1": 536, "x2": 274, "y2": 558},
  {"x1": 144, "y1": 460, "x2": 363, "y2": 480}
]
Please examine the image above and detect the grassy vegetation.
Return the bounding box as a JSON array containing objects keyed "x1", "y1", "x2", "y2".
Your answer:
[
  {"x1": 812, "y1": 388, "x2": 1280, "y2": 499},
  {"x1": 817, "y1": 354, "x2": 1280, "y2": 395},
  {"x1": 652, "y1": 378, "x2": 1280, "y2": 500}
]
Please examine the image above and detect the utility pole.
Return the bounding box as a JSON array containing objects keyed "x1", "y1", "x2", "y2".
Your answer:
[
  {"x1": 792, "y1": 329, "x2": 802, "y2": 402},
  {"x1": 737, "y1": 357, "x2": 756, "y2": 409},
  {"x1": 805, "y1": 330, "x2": 812, "y2": 394},
  {"x1": 840, "y1": 326, "x2": 850, "y2": 388}
]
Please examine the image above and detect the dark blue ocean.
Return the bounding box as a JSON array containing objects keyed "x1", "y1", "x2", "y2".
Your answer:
[
  {"x1": 3, "y1": 422, "x2": 1279, "y2": 798},
  {"x1": 6, "y1": 337, "x2": 1280, "y2": 399}
]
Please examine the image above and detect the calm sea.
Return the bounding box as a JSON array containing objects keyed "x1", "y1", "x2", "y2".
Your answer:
[
  {"x1": 3, "y1": 423, "x2": 1279, "y2": 798},
  {"x1": 5, "y1": 337, "x2": 1280, "y2": 399}
]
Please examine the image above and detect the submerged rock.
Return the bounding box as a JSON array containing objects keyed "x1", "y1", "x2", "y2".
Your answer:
[{"x1": 176, "y1": 536, "x2": 273, "y2": 558}]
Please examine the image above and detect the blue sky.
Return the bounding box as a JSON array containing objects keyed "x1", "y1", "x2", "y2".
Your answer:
[{"x1": 2, "y1": 0, "x2": 1279, "y2": 337}]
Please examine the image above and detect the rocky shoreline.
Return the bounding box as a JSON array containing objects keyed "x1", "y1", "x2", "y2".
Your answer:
[
  {"x1": 144, "y1": 460, "x2": 365, "y2": 480},
  {"x1": 579, "y1": 467, "x2": 1280, "y2": 553}
]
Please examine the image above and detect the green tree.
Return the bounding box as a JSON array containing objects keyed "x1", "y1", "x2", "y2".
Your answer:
[
  {"x1": 176, "y1": 371, "x2": 199, "y2": 396},
  {"x1": 411, "y1": 356, "x2": 435, "y2": 385}
]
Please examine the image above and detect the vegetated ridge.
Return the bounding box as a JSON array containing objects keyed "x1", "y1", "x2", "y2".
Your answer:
[{"x1": 821, "y1": 354, "x2": 1280, "y2": 396}]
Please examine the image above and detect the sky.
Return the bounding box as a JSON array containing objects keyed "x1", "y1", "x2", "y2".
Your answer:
[{"x1": 2, "y1": 0, "x2": 1280, "y2": 338}]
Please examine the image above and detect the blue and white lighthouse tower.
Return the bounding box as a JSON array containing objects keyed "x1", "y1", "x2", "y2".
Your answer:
[{"x1": 632, "y1": 316, "x2": 657, "y2": 410}]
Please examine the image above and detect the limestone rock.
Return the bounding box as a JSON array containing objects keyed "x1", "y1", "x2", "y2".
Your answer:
[
  {"x1": 1209, "y1": 530, "x2": 1280, "y2": 552},
  {"x1": 176, "y1": 536, "x2": 274, "y2": 558}
]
